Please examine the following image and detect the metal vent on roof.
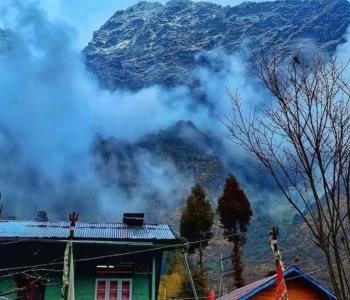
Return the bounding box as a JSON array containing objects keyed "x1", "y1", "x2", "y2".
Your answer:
[{"x1": 123, "y1": 213, "x2": 145, "y2": 227}]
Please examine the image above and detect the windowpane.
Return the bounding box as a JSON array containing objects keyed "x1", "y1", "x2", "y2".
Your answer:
[
  {"x1": 109, "y1": 281, "x2": 118, "y2": 300},
  {"x1": 122, "y1": 281, "x2": 130, "y2": 300},
  {"x1": 122, "y1": 281, "x2": 130, "y2": 290},
  {"x1": 95, "y1": 279, "x2": 131, "y2": 300},
  {"x1": 97, "y1": 281, "x2": 106, "y2": 289},
  {"x1": 96, "y1": 281, "x2": 106, "y2": 300}
]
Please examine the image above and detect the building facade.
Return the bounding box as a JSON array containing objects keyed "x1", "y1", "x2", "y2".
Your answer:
[{"x1": 0, "y1": 213, "x2": 185, "y2": 300}]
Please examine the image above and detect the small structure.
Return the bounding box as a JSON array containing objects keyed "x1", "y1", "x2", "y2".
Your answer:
[
  {"x1": 217, "y1": 266, "x2": 336, "y2": 300},
  {"x1": 0, "y1": 213, "x2": 185, "y2": 300},
  {"x1": 35, "y1": 210, "x2": 49, "y2": 222}
]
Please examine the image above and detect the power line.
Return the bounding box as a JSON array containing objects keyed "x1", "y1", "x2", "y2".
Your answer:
[{"x1": 0, "y1": 220, "x2": 330, "y2": 273}]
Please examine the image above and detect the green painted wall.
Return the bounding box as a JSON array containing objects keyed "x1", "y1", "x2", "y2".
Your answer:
[
  {"x1": 44, "y1": 273, "x2": 150, "y2": 300},
  {"x1": 130, "y1": 274, "x2": 150, "y2": 300},
  {"x1": 0, "y1": 272, "x2": 149, "y2": 300},
  {"x1": 0, "y1": 276, "x2": 16, "y2": 299},
  {"x1": 44, "y1": 280, "x2": 62, "y2": 300},
  {"x1": 73, "y1": 274, "x2": 150, "y2": 300}
]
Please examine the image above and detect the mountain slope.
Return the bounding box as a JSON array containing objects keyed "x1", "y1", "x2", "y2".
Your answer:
[
  {"x1": 93, "y1": 120, "x2": 230, "y2": 199},
  {"x1": 83, "y1": 0, "x2": 350, "y2": 90}
]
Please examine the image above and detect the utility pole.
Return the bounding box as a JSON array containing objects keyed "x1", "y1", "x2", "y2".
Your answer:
[
  {"x1": 219, "y1": 254, "x2": 225, "y2": 298},
  {"x1": 182, "y1": 249, "x2": 199, "y2": 300},
  {"x1": 0, "y1": 193, "x2": 2, "y2": 219}
]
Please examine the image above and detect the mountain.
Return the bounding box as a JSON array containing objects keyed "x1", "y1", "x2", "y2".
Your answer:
[
  {"x1": 93, "y1": 120, "x2": 230, "y2": 199},
  {"x1": 83, "y1": 0, "x2": 350, "y2": 90}
]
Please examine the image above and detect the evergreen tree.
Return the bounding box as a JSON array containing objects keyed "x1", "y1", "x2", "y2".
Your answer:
[
  {"x1": 217, "y1": 173, "x2": 253, "y2": 288},
  {"x1": 180, "y1": 184, "x2": 215, "y2": 275}
]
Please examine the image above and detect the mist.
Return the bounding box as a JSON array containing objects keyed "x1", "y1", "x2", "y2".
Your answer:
[
  {"x1": 0, "y1": 2, "x2": 258, "y2": 222},
  {"x1": 0, "y1": 3, "x2": 201, "y2": 221},
  {"x1": 0, "y1": 1, "x2": 338, "y2": 223}
]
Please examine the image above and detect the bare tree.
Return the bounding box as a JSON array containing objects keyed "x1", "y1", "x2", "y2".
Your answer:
[{"x1": 223, "y1": 53, "x2": 350, "y2": 299}]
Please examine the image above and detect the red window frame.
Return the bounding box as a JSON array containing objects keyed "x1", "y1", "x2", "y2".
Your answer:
[
  {"x1": 16, "y1": 278, "x2": 46, "y2": 300},
  {"x1": 95, "y1": 279, "x2": 132, "y2": 300}
]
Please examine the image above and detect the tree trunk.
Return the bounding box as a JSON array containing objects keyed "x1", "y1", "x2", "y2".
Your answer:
[
  {"x1": 231, "y1": 237, "x2": 245, "y2": 289},
  {"x1": 199, "y1": 242, "x2": 204, "y2": 275}
]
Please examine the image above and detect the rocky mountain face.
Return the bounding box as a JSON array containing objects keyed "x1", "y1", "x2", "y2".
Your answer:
[
  {"x1": 93, "y1": 120, "x2": 230, "y2": 199},
  {"x1": 83, "y1": 0, "x2": 350, "y2": 91}
]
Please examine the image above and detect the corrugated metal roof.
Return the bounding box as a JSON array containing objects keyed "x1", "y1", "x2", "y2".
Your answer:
[
  {"x1": 0, "y1": 220, "x2": 178, "y2": 241},
  {"x1": 218, "y1": 275, "x2": 275, "y2": 300},
  {"x1": 217, "y1": 266, "x2": 337, "y2": 300}
]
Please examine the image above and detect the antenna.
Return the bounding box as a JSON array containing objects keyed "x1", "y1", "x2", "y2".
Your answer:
[{"x1": 269, "y1": 226, "x2": 284, "y2": 270}]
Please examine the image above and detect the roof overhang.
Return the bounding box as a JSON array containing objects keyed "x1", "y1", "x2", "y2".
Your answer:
[
  {"x1": 239, "y1": 266, "x2": 337, "y2": 300},
  {"x1": 0, "y1": 237, "x2": 187, "y2": 249}
]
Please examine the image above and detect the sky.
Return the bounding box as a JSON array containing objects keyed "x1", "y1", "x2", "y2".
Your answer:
[{"x1": 0, "y1": 0, "x2": 269, "y2": 49}]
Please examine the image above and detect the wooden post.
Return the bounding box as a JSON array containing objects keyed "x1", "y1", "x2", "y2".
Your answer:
[
  {"x1": 269, "y1": 227, "x2": 284, "y2": 270},
  {"x1": 0, "y1": 193, "x2": 2, "y2": 219},
  {"x1": 152, "y1": 255, "x2": 156, "y2": 300},
  {"x1": 69, "y1": 212, "x2": 79, "y2": 239},
  {"x1": 269, "y1": 226, "x2": 289, "y2": 299}
]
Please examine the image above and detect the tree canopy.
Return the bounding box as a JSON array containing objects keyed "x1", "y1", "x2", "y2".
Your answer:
[
  {"x1": 217, "y1": 172, "x2": 253, "y2": 288},
  {"x1": 180, "y1": 184, "x2": 215, "y2": 273}
]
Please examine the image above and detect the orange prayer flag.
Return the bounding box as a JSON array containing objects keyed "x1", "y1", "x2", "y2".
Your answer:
[{"x1": 276, "y1": 260, "x2": 288, "y2": 300}]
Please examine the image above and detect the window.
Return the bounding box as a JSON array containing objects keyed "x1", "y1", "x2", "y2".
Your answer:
[
  {"x1": 95, "y1": 279, "x2": 132, "y2": 300},
  {"x1": 16, "y1": 278, "x2": 46, "y2": 300}
]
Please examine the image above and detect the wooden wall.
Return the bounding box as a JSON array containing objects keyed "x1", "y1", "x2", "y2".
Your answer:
[{"x1": 250, "y1": 277, "x2": 332, "y2": 300}]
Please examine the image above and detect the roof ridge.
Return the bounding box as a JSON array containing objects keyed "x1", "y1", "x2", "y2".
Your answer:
[
  {"x1": 218, "y1": 266, "x2": 336, "y2": 300},
  {"x1": 0, "y1": 219, "x2": 171, "y2": 226}
]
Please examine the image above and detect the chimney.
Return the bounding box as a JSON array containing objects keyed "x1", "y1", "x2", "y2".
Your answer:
[{"x1": 123, "y1": 213, "x2": 145, "y2": 227}]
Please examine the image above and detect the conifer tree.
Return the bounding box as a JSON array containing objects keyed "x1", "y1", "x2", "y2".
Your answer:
[
  {"x1": 180, "y1": 184, "x2": 215, "y2": 275},
  {"x1": 217, "y1": 173, "x2": 253, "y2": 288}
]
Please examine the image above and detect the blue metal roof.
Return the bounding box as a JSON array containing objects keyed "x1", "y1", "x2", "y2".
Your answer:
[
  {"x1": 0, "y1": 220, "x2": 179, "y2": 242},
  {"x1": 218, "y1": 266, "x2": 337, "y2": 300}
]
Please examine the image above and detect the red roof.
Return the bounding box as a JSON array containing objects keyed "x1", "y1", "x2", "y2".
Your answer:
[
  {"x1": 217, "y1": 266, "x2": 336, "y2": 300},
  {"x1": 218, "y1": 274, "x2": 276, "y2": 300}
]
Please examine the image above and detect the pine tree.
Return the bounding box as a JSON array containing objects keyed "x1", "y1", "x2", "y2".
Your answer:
[
  {"x1": 217, "y1": 172, "x2": 253, "y2": 288},
  {"x1": 180, "y1": 184, "x2": 215, "y2": 275}
]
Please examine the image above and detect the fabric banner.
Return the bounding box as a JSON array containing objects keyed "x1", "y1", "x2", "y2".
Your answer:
[
  {"x1": 61, "y1": 240, "x2": 75, "y2": 300},
  {"x1": 276, "y1": 260, "x2": 288, "y2": 300}
]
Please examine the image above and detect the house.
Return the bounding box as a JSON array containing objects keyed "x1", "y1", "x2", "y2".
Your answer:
[
  {"x1": 0, "y1": 213, "x2": 185, "y2": 300},
  {"x1": 217, "y1": 265, "x2": 336, "y2": 300}
]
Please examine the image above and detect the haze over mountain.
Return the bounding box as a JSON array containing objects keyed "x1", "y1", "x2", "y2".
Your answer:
[
  {"x1": 0, "y1": 0, "x2": 349, "y2": 225},
  {"x1": 82, "y1": 0, "x2": 350, "y2": 219},
  {"x1": 83, "y1": 0, "x2": 350, "y2": 90}
]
